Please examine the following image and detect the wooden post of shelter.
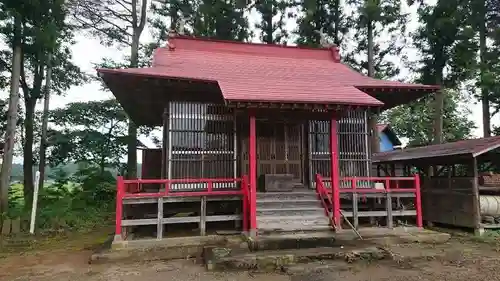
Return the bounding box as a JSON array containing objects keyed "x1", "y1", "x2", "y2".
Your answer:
[{"x1": 472, "y1": 157, "x2": 483, "y2": 236}]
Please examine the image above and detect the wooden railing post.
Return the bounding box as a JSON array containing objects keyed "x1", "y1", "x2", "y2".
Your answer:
[
  {"x1": 115, "y1": 176, "x2": 124, "y2": 241},
  {"x1": 414, "y1": 173, "x2": 423, "y2": 227},
  {"x1": 249, "y1": 176, "x2": 257, "y2": 235},
  {"x1": 385, "y1": 178, "x2": 393, "y2": 228},
  {"x1": 242, "y1": 176, "x2": 249, "y2": 233},
  {"x1": 315, "y1": 174, "x2": 320, "y2": 194}
]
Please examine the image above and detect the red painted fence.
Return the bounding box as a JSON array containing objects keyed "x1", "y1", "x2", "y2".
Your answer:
[
  {"x1": 315, "y1": 174, "x2": 423, "y2": 229},
  {"x1": 115, "y1": 174, "x2": 422, "y2": 239},
  {"x1": 115, "y1": 176, "x2": 256, "y2": 239}
]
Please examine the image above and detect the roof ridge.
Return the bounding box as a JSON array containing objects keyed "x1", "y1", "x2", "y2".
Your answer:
[
  {"x1": 168, "y1": 35, "x2": 341, "y2": 61},
  {"x1": 170, "y1": 34, "x2": 335, "y2": 51}
]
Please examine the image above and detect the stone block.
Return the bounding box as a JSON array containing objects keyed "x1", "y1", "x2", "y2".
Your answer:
[
  {"x1": 1, "y1": 219, "x2": 11, "y2": 235},
  {"x1": 11, "y1": 218, "x2": 20, "y2": 234},
  {"x1": 206, "y1": 244, "x2": 388, "y2": 272},
  {"x1": 252, "y1": 233, "x2": 337, "y2": 251},
  {"x1": 263, "y1": 174, "x2": 295, "y2": 192}
]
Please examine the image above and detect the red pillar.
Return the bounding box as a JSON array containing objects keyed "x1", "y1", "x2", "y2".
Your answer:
[
  {"x1": 249, "y1": 111, "x2": 257, "y2": 236},
  {"x1": 242, "y1": 175, "x2": 249, "y2": 232},
  {"x1": 414, "y1": 173, "x2": 423, "y2": 228},
  {"x1": 115, "y1": 176, "x2": 124, "y2": 241},
  {"x1": 330, "y1": 115, "x2": 341, "y2": 228}
]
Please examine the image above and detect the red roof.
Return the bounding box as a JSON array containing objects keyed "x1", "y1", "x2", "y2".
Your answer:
[{"x1": 98, "y1": 36, "x2": 439, "y2": 106}]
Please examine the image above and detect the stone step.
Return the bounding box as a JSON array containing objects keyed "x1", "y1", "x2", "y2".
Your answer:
[
  {"x1": 257, "y1": 199, "x2": 322, "y2": 209},
  {"x1": 257, "y1": 214, "x2": 329, "y2": 223},
  {"x1": 204, "y1": 244, "x2": 386, "y2": 271},
  {"x1": 257, "y1": 207, "x2": 325, "y2": 217},
  {"x1": 249, "y1": 231, "x2": 336, "y2": 251},
  {"x1": 258, "y1": 223, "x2": 333, "y2": 234},
  {"x1": 257, "y1": 192, "x2": 318, "y2": 201}
]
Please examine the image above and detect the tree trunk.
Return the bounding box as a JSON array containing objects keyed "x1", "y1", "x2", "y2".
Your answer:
[
  {"x1": 0, "y1": 15, "x2": 22, "y2": 214},
  {"x1": 367, "y1": 20, "x2": 378, "y2": 154},
  {"x1": 367, "y1": 21, "x2": 375, "y2": 77},
  {"x1": 126, "y1": 0, "x2": 147, "y2": 179},
  {"x1": 433, "y1": 91, "x2": 444, "y2": 144},
  {"x1": 264, "y1": 0, "x2": 273, "y2": 44},
  {"x1": 23, "y1": 98, "x2": 36, "y2": 207},
  {"x1": 433, "y1": 74, "x2": 444, "y2": 144},
  {"x1": 127, "y1": 33, "x2": 140, "y2": 179},
  {"x1": 479, "y1": 1, "x2": 490, "y2": 137},
  {"x1": 333, "y1": 0, "x2": 340, "y2": 45},
  {"x1": 38, "y1": 53, "x2": 53, "y2": 190}
]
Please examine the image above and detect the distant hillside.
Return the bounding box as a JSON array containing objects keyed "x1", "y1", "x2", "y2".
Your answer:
[{"x1": 10, "y1": 163, "x2": 143, "y2": 182}]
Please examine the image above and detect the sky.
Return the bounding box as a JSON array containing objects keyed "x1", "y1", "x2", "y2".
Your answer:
[{"x1": 2, "y1": 1, "x2": 495, "y2": 163}]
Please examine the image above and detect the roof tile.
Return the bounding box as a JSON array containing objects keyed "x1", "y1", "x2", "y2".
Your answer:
[
  {"x1": 373, "y1": 136, "x2": 500, "y2": 163},
  {"x1": 98, "y1": 36, "x2": 439, "y2": 106}
]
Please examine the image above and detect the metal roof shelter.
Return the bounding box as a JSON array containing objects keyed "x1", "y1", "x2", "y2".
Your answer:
[
  {"x1": 373, "y1": 136, "x2": 500, "y2": 165},
  {"x1": 97, "y1": 35, "x2": 439, "y2": 126},
  {"x1": 373, "y1": 136, "x2": 500, "y2": 235}
]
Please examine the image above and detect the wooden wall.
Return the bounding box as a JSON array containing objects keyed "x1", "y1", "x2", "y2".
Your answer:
[
  {"x1": 141, "y1": 148, "x2": 163, "y2": 192},
  {"x1": 421, "y1": 177, "x2": 477, "y2": 228}
]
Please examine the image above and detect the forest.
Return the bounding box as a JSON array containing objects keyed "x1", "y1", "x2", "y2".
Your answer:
[{"x1": 0, "y1": 0, "x2": 499, "y2": 232}]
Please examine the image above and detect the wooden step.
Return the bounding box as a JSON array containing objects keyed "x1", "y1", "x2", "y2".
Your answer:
[
  {"x1": 257, "y1": 191, "x2": 318, "y2": 201},
  {"x1": 258, "y1": 223, "x2": 333, "y2": 234},
  {"x1": 257, "y1": 199, "x2": 322, "y2": 209},
  {"x1": 257, "y1": 207, "x2": 325, "y2": 217},
  {"x1": 257, "y1": 215, "x2": 332, "y2": 233}
]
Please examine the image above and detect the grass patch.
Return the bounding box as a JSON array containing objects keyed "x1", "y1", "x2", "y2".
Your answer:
[
  {"x1": 0, "y1": 225, "x2": 114, "y2": 256},
  {"x1": 1, "y1": 166, "x2": 117, "y2": 257}
]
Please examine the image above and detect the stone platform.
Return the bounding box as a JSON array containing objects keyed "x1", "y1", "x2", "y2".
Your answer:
[
  {"x1": 204, "y1": 244, "x2": 386, "y2": 271},
  {"x1": 206, "y1": 227, "x2": 451, "y2": 271},
  {"x1": 335, "y1": 227, "x2": 451, "y2": 245},
  {"x1": 90, "y1": 235, "x2": 246, "y2": 264},
  {"x1": 90, "y1": 227, "x2": 450, "y2": 269}
]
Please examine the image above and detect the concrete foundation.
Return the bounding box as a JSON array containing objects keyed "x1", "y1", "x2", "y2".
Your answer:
[
  {"x1": 204, "y1": 227, "x2": 450, "y2": 272},
  {"x1": 90, "y1": 235, "x2": 246, "y2": 264},
  {"x1": 92, "y1": 227, "x2": 450, "y2": 267},
  {"x1": 204, "y1": 245, "x2": 386, "y2": 271},
  {"x1": 335, "y1": 227, "x2": 451, "y2": 245}
]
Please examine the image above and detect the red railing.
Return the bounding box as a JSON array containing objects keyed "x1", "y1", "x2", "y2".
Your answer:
[
  {"x1": 115, "y1": 176, "x2": 256, "y2": 238},
  {"x1": 315, "y1": 174, "x2": 423, "y2": 229},
  {"x1": 315, "y1": 174, "x2": 336, "y2": 228}
]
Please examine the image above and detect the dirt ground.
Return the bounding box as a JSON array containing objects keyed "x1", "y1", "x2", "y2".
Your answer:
[{"x1": 1, "y1": 232, "x2": 500, "y2": 281}]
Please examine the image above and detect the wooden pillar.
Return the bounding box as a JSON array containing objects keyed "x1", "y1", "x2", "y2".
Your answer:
[
  {"x1": 161, "y1": 107, "x2": 169, "y2": 180},
  {"x1": 249, "y1": 110, "x2": 257, "y2": 237},
  {"x1": 158, "y1": 107, "x2": 168, "y2": 239},
  {"x1": 368, "y1": 113, "x2": 379, "y2": 155},
  {"x1": 472, "y1": 157, "x2": 484, "y2": 235},
  {"x1": 157, "y1": 197, "x2": 163, "y2": 239},
  {"x1": 200, "y1": 196, "x2": 207, "y2": 236},
  {"x1": 330, "y1": 114, "x2": 341, "y2": 228},
  {"x1": 367, "y1": 113, "x2": 378, "y2": 225}
]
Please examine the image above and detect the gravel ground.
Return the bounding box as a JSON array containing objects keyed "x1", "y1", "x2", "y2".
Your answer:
[{"x1": 1, "y1": 236, "x2": 500, "y2": 281}]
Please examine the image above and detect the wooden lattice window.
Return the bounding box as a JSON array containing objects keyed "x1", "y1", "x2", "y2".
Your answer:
[{"x1": 168, "y1": 102, "x2": 236, "y2": 180}]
